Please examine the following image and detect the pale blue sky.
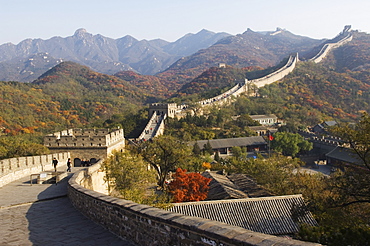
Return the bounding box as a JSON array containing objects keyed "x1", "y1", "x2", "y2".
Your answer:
[{"x1": 1, "y1": 0, "x2": 369, "y2": 45}]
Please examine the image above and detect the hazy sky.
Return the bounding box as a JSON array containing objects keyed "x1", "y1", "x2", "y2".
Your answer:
[{"x1": 1, "y1": 0, "x2": 369, "y2": 45}]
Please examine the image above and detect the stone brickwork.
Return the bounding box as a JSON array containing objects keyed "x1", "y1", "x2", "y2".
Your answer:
[
  {"x1": 0, "y1": 152, "x2": 69, "y2": 187},
  {"x1": 68, "y1": 162, "x2": 321, "y2": 246},
  {"x1": 138, "y1": 113, "x2": 166, "y2": 141},
  {"x1": 44, "y1": 128, "x2": 125, "y2": 163}
]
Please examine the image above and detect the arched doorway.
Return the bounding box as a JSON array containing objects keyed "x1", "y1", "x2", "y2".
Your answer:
[{"x1": 74, "y1": 158, "x2": 81, "y2": 167}]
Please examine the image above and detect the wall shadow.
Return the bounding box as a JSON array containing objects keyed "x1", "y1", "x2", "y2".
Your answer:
[{"x1": 25, "y1": 174, "x2": 135, "y2": 245}]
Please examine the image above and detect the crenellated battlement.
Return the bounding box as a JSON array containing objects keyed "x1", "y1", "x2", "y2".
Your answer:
[
  {"x1": 44, "y1": 128, "x2": 124, "y2": 148},
  {"x1": 44, "y1": 128, "x2": 125, "y2": 163}
]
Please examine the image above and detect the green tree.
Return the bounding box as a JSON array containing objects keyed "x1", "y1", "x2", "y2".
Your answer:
[
  {"x1": 0, "y1": 136, "x2": 49, "y2": 160},
  {"x1": 331, "y1": 113, "x2": 370, "y2": 206},
  {"x1": 203, "y1": 140, "x2": 213, "y2": 155},
  {"x1": 214, "y1": 151, "x2": 220, "y2": 162},
  {"x1": 102, "y1": 151, "x2": 157, "y2": 204},
  {"x1": 231, "y1": 146, "x2": 246, "y2": 159},
  {"x1": 192, "y1": 142, "x2": 201, "y2": 156},
  {"x1": 271, "y1": 132, "x2": 313, "y2": 157},
  {"x1": 137, "y1": 135, "x2": 191, "y2": 189}
]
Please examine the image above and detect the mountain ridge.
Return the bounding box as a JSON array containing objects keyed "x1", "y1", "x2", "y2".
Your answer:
[{"x1": 0, "y1": 28, "x2": 231, "y2": 81}]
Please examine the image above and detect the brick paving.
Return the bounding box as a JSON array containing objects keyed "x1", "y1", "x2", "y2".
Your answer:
[{"x1": 0, "y1": 169, "x2": 135, "y2": 246}]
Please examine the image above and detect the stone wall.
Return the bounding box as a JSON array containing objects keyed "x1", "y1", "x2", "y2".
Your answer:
[
  {"x1": 149, "y1": 103, "x2": 180, "y2": 118},
  {"x1": 138, "y1": 113, "x2": 166, "y2": 140},
  {"x1": 68, "y1": 162, "x2": 321, "y2": 246},
  {"x1": 45, "y1": 128, "x2": 125, "y2": 162},
  {"x1": 0, "y1": 152, "x2": 69, "y2": 187},
  {"x1": 197, "y1": 83, "x2": 243, "y2": 106},
  {"x1": 247, "y1": 54, "x2": 298, "y2": 88},
  {"x1": 195, "y1": 54, "x2": 298, "y2": 109},
  {"x1": 309, "y1": 32, "x2": 353, "y2": 63}
]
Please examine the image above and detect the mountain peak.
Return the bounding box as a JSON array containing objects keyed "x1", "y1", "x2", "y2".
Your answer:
[
  {"x1": 74, "y1": 28, "x2": 88, "y2": 37},
  {"x1": 198, "y1": 29, "x2": 212, "y2": 34}
]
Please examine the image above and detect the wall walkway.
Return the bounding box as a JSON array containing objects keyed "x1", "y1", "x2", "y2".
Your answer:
[
  {"x1": 309, "y1": 32, "x2": 352, "y2": 63},
  {"x1": 0, "y1": 152, "x2": 69, "y2": 187},
  {"x1": 0, "y1": 167, "x2": 133, "y2": 245}
]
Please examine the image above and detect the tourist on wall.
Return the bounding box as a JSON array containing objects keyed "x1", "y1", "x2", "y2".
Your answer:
[
  {"x1": 66, "y1": 158, "x2": 71, "y2": 172},
  {"x1": 52, "y1": 157, "x2": 58, "y2": 172}
]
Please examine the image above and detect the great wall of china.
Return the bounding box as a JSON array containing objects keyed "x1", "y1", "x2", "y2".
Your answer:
[
  {"x1": 309, "y1": 25, "x2": 352, "y2": 63},
  {"x1": 139, "y1": 26, "x2": 353, "y2": 141},
  {"x1": 1, "y1": 26, "x2": 353, "y2": 246}
]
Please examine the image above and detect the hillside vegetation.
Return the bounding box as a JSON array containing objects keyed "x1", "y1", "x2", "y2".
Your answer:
[
  {"x1": 0, "y1": 62, "x2": 150, "y2": 135},
  {"x1": 0, "y1": 30, "x2": 369, "y2": 137}
]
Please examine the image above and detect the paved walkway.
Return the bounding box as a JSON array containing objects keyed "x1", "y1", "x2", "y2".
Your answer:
[{"x1": 0, "y1": 168, "x2": 135, "y2": 246}]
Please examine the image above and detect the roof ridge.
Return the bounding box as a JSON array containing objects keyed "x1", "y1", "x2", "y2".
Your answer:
[{"x1": 172, "y1": 194, "x2": 303, "y2": 206}]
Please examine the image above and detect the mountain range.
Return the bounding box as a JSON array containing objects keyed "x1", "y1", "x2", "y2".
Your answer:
[
  {"x1": 0, "y1": 26, "x2": 370, "y2": 135},
  {"x1": 0, "y1": 27, "x2": 326, "y2": 83},
  {"x1": 0, "y1": 28, "x2": 230, "y2": 82}
]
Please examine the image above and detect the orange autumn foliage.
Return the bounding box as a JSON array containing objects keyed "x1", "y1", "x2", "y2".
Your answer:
[{"x1": 168, "y1": 168, "x2": 212, "y2": 203}]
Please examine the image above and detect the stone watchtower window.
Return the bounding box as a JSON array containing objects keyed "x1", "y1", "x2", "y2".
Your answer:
[{"x1": 91, "y1": 143, "x2": 93, "y2": 146}]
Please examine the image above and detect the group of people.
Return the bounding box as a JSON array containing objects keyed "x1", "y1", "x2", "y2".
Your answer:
[
  {"x1": 80, "y1": 159, "x2": 91, "y2": 167},
  {"x1": 52, "y1": 157, "x2": 72, "y2": 172},
  {"x1": 52, "y1": 157, "x2": 91, "y2": 172}
]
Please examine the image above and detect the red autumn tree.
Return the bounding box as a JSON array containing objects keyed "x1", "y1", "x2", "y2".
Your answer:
[{"x1": 168, "y1": 168, "x2": 212, "y2": 203}]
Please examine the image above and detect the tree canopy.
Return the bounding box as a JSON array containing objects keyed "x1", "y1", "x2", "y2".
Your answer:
[
  {"x1": 331, "y1": 113, "x2": 370, "y2": 206},
  {"x1": 271, "y1": 132, "x2": 313, "y2": 157},
  {"x1": 136, "y1": 135, "x2": 192, "y2": 189},
  {"x1": 102, "y1": 151, "x2": 157, "y2": 204},
  {"x1": 168, "y1": 168, "x2": 212, "y2": 202}
]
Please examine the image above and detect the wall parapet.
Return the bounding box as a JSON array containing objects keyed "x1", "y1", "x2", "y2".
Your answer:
[
  {"x1": 0, "y1": 152, "x2": 69, "y2": 187},
  {"x1": 309, "y1": 29, "x2": 353, "y2": 63},
  {"x1": 68, "y1": 162, "x2": 321, "y2": 246}
]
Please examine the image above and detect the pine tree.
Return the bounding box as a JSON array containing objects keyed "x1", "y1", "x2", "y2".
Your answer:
[
  {"x1": 214, "y1": 151, "x2": 220, "y2": 162},
  {"x1": 203, "y1": 140, "x2": 213, "y2": 155},
  {"x1": 192, "y1": 142, "x2": 201, "y2": 156}
]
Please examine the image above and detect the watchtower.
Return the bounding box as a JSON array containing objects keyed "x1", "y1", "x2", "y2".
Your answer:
[
  {"x1": 44, "y1": 128, "x2": 125, "y2": 166},
  {"x1": 148, "y1": 103, "x2": 179, "y2": 118}
]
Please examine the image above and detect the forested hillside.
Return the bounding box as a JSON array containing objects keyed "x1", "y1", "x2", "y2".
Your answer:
[
  {"x1": 1, "y1": 30, "x2": 370, "y2": 137},
  {"x1": 252, "y1": 62, "x2": 370, "y2": 125},
  {"x1": 0, "y1": 62, "x2": 150, "y2": 135}
]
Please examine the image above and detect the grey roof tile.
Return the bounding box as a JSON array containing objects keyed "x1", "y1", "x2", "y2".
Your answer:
[
  {"x1": 190, "y1": 136, "x2": 267, "y2": 150},
  {"x1": 168, "y1": 195, "x2": 318, "y2": 235}
]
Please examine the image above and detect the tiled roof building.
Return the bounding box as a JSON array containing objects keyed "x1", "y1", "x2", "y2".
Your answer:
[
  {"x1": 190, "y1": 136, "x2": 267, "y2": 155},
  {"x1": 168, "y1": 195, "x2": 318, "y2": 235},
  {"x1": 167, "y1": 171, "x2": 317, "y2": 236},
  {"x1": 202, "y1": 171, "x2": 272, "y2": 200}
]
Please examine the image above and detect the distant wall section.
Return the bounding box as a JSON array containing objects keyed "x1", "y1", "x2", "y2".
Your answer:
[{"x1": 309, "y1": 26, "x2": 353, "y2": 63}]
